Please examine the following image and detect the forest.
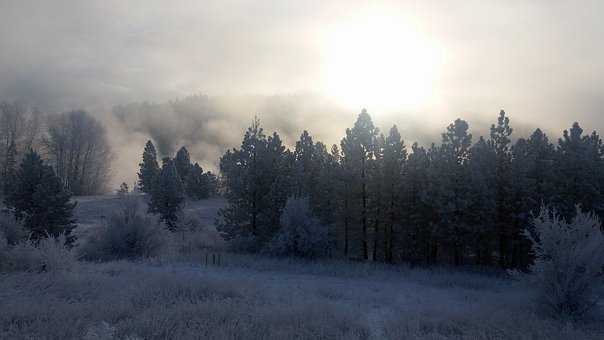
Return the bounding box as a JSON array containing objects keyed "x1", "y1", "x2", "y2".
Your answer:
[
  {"x1": 208, "y1": 109, "x2": 604, "y2": 269},
  {"x1": 1, "y1": 102, "x2": 604, "y2": 339}
]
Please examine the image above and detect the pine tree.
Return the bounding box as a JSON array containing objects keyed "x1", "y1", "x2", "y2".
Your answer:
[
  {"x1": 4, "y1": 150, "x2": 76, "y2": 244},
  {"x1": 554, "y1": 122, "x2": 604, "y2": 219},
  {"x1": 401, "y1": 143, "x2": 434, "y2": 264},
  {"x1": 217, "y1": 118, "x2": 291, "y2": 248},
  {"x1": 148, "y1": 157, "x2": 185, "y2": 231},
  {"x1": 340, "y1": 109, "x2": 378, "y2": 260},
  {"x1": 174, "y1": 146, "x2": 192, "y2": 183},
  {"x1": 381, "y1": 125, "x2": 406, "y2": 262},
  {"x1": 370, "y1": 133, "x2": 385, "y2": 261},
  {"x1": 293, "y1": 130, "x2": 318, "y2": 198},
  {"x1": 468, "y1": 136, "x2": 497, "y2": 265},
  {"x1": 185, "y1": 162, "x2": 210, "y2": 200},
  {"x1": 117, "y1": 182, "x2": 129, "y2": 197},
  {"x1": 138, "y1": 140, "x2": 160, "y2": 194},
  {"x1": 489, "y1": 110, "x2": 515, "y2": 268},
  {"x1": 431, "y1": 119, "x2": 473, "y2": 265}
]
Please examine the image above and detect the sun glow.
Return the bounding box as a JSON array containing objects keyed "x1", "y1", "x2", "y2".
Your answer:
[{"x1": 321, "y1": 15, "x2": 443, "y2": 112}]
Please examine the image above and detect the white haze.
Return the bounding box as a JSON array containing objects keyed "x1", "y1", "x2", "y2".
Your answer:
[{"x1": 1, "y1": 0, "x2": 603, "y2": 188}]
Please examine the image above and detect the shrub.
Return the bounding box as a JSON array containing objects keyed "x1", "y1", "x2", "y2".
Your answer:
[
  {"x1": 0, "y1": 234, "x2": 75, "y2": 273},
  {"x1": 266, "y1": 197, "x2": 330, "y2": 259},
  {"x1": 0, "y1": 211, "x2": 27, "y2": 245},
  {"x1": 525, "y1": 206, "x2": 604, "y2": 319},
  {"x1": 79, "y1": 200, "x2": 166, "y2": 261}
]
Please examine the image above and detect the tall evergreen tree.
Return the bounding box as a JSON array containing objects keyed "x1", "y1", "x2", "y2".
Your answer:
[
  {"x1": 468, "y1": 136, "x2": 497, "y2": 265},
  {"x1": 185, "y1": 162, "x2": 210, "y2": 200},
  {"x1": 138, "y1": 140, "x2": 160, "y2": 194},
  {"x1": 174, "y1": 146, "x2": 192, "y2": 183},
  {"x1": 554, "y1": 122, "x2": 604, "y2": 219},
  {"x1": 4, "y1": 150, "x2": 76, "y2": 244},
  {"x1": 148, "y1": 157, "x2": 185, "y2": 231},
  {"x1": 431, "y1": 119, "x2": 473, "y2": 265},
  {"x1": 217, "y1": 118, "x2": 290, "y2": 248},
  {"x1": 293, "y1": 130, "x2": 318, "y2": 198},
  {"x1": 340, "y1": 109, "x2": 378, "y2": 260},
  {"x1": 382, "y1": 125, "x2": 406, "y2": 263},
  {"x1": 401, "y1": 143, "x2": 435, "y2": 264},
  {"x1": 370, "y1": 133, "x2": 385, "y2": 261},
  {"x1": 489, "y1": 110, "x2": 515, "y2": 268}
]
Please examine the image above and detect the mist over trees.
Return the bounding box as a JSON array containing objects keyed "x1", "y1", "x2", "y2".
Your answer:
[
  {"x1": 137, "y1": 140, "x2": 218, "y2": 230},
  {"x1": 0, "y1": 102, "x2": 112, "y2": 197},
  {"x1": 0, "y1": 102, "x2": 42, "y2": 197},
  {"x1": 44, "y1": 110, "x2": 112, "y2": 195},
  {"x1": 217, "y1": 109, "x2": 604, "y2": 269}
]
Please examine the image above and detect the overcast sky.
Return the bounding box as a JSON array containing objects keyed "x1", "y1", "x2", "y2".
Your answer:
[{"x1": 1, "y1": 0, "x2": 603, "y2": 185}]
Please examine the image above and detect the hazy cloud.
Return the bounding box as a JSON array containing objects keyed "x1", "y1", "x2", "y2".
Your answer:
[{"x1": 1, "y1": 0, "x2": 603, "y2": 187}]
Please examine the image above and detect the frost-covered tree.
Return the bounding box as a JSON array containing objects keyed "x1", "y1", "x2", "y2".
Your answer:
[
  {"x1": 0, "y1": 102, "x2": 43, "y2": 187},
  {"x1": 138, "y1": 140, "x2": 160, "y2": 194},
  {"x1": 525, "y1": 206, "x2": 604, "y2": 319},
  {"x1": 511, "y1": 129, "x2": 557, "y2": 268},
  {"x1": 266, "y1": 197, "x2": 329, "y2": 259},
  {"x1": 44, "y1": 110, "x2": 112, "y2": 195},
  {"x1": 4, "y1": 150, "x2": 76, "y2": 244},
  {"x1": 148, "y1": 158, "x2": 184, "y2": 231}
]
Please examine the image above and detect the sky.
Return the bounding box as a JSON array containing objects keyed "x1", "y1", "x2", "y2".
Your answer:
[{"x1": 1, "y1": 0, "x2": 603, "y2": 187}]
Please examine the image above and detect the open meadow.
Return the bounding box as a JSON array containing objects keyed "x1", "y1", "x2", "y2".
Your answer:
[{"x1": 1, "y1": 196, "x2": 603, "y2": 340}]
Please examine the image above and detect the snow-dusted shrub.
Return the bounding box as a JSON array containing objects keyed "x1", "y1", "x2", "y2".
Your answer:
[
  {"x1": 1, "y1": 234, "x2": 75, "y2": 273},
  {"x1": 525, "y1": 206, "x2": 604, "y2": 319},
  {"x1": 0, "y1": 211, "x2": 26, "y2": 245},
  {"x1": 266, "y1": 197, "x2": 330, "y2": 259},
  {"x1": 79, "y1": 204, "x2": 166, "y2": 261}
]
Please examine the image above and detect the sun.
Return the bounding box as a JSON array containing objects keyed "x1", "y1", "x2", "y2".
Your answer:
[{"x1": 321, "y1": 15, "x2": 443, "y2": 112}]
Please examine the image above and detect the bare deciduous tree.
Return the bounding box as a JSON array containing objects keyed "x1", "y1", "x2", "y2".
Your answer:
[{"x1": 44, "y1": 110, "x2": 112, "y2": 195}]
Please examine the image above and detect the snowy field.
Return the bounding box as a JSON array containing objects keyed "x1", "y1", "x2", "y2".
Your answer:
[{"x1": 1, "y1": 196, "x2": 603, "y2": 339}]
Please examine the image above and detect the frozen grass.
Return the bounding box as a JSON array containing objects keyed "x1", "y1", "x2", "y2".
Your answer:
[
  {"x1": 3, "y1": 196, "x2": 600, "y2": 339},
  {"x1": 1, "y1": 256, "x2": 602, "y2": 339},
  {"x1": 0, "y1": 261, "x2": 369, "y2": 339}
]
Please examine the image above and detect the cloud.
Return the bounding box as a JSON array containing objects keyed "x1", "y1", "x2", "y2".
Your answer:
[{"x1": 1, "y1": 0, "x2": 604, "y2": 187}]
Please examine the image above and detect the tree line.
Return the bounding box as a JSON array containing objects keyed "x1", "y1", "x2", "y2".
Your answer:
[
  {"x1": 217, "y1": 110, "x2": 604, "y2": 269},
  {"x1": 0, "y1": 102, "x2": 112, "y2": 197},
  {"x1": 138, "y1": 141, "x2": 218, "y2": 229}
]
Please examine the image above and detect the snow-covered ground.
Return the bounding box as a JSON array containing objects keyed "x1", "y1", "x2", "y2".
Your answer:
[
  {"x1": 1, "y1": 257, "x2": 603, "y2": 339},
  {"x1": 1, "y1": 196, "x2": 602, "y2": 339}
]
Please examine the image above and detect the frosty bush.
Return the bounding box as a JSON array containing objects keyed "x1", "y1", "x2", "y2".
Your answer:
[
  {"x1": 0, "y1": 211, "x2": 26, "y2": 245},
  {"x1": 79, "y1": 201, "x2": 166, "y2": 261},
  {"x1": 525, "y1": 206, "x2": 604, "y2": 319},
  {"x1": 266, "y1": 197, "x2": 330, "y2": 259},
  {"x1": 1, "y1": 234, "x2": 75, "y2": 273}
]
